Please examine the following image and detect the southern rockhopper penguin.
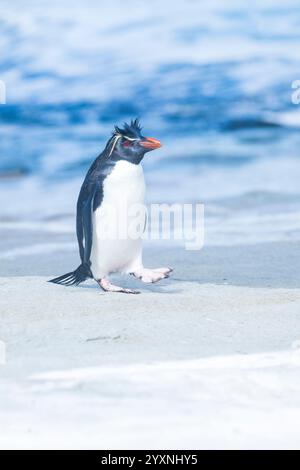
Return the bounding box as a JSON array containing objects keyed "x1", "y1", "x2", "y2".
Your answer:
[{"x1": 49, "y1": 119, "x2": 173, "y2": 294}]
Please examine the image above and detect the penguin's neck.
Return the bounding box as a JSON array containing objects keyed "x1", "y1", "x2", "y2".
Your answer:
[
  {"x1": 102, "y1": 159, "x2": 145, "y2": 205},
  {"x1": 110, "y1": 151, "x2": 144, "y2": 165},
  {"x1": 107, "y1": 159, "x2": 144, "y2": 185}
]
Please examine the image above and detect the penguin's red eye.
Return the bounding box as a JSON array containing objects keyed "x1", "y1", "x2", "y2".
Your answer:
[{"x1": 123, "y1": 140, "x2": 132, "y2": 147}]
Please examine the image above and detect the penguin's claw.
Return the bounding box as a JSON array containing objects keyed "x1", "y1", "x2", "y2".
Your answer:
[
  {"x1": 131, "y1": 267, "x2": 173, "y2": 283},
  {"x1": 121, "y1": 288, "x2": 140, "y2": 294},
  {"x1": 98, "y1": 278, "x2": 140, "y2": 294}
]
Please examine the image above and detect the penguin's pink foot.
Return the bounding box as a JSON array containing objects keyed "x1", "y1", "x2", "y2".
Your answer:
[
  {"x1": 132, "y1": 267, "x2": 173, "y2": 283},
  {"x1": 98, "y1": 278, "x2": 140, "y2": 294},
  {"x1": 153, "y1": 267, "x2": 173, "y2": 275}
]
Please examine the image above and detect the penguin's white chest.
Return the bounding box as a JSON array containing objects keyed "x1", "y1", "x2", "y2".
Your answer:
[{"x1": 90, "y1": 161, "x2": 145, "y2": 279}]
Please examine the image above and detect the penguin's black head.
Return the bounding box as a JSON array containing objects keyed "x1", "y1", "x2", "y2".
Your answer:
[{"x1": 107, "y1": 118, "x2": 162, "y2": 164}]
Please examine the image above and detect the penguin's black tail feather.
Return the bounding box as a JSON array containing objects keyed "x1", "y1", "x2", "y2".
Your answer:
[{"x1": 49, "y1": 264, "x2": 91, "y2": 286}]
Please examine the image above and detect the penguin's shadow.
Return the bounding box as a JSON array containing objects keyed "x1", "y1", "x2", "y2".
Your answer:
[{"x1": 78, "y1": 277, "x2": 181, "y2": 294}]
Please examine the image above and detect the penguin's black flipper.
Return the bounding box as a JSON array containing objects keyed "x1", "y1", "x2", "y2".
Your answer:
[
  {"x1": 49, "y1": 185, "x2": 97, "y2": 287},
  {"x1": 77, "y1": 183, "x2": 100, "y2": 266}
]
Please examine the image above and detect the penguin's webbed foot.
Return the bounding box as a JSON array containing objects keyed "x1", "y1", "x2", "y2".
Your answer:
[
  {"x1": 97, "y1": 278, "x2": 140, "y2": 294},
  {"x1": 131, "y1": 267, "x2": 173, "y2": 283}
]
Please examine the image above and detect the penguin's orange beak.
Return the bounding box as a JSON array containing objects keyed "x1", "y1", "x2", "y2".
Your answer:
[{"x1": 139, "y1": 137, "x2": 162, "y2": 149}]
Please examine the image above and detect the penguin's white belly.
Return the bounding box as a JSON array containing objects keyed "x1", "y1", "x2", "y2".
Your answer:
[{"x1": 90, "y1": 161, "x2": 145, "y2": 279}]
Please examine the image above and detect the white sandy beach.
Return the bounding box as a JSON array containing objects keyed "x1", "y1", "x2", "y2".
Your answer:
[{"x1": 1, "y1": 225, "x2": 300, "y2": 449}]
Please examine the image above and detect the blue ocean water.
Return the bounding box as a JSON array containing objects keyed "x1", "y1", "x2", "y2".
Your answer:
[{"x1": 1, "y1": 0, "x2": 300, "y2": 244}]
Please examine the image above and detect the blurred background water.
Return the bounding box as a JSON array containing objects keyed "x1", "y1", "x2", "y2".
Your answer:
[{"x1": 1, "y1": 0, "x2": 300, "y2": 246}]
